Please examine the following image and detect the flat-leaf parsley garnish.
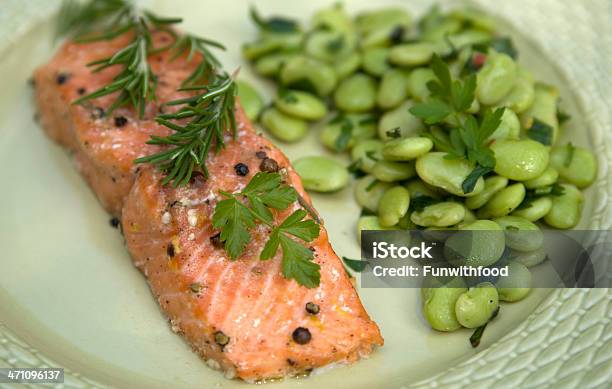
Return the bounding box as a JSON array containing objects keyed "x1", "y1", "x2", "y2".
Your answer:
[{"x1": 212, "y1": 172, "x2": 321, "y2": 288}]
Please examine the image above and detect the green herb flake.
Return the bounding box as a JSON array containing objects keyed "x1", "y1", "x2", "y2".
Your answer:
[
  {"x1": 342, "y1": 257, "x2": 368, "y2": 272},
  {"x1": 527, "y1": 119, "x2": 554, "y2": 145},
  {"x1": 249, "y1": 7, "x2": 299, "y2": 33}
]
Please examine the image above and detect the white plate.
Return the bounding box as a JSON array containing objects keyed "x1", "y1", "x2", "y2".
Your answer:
[{"x1": 0, "y1": 1, "x2": 610, "y2": 388}]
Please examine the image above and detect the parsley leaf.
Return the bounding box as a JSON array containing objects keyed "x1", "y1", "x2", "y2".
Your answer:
[
  {"x1": 527, "y1": 118, "x2": 554, "y2": 145},
  {"x1": 249, "y1": 7, "x2": 299, "y2": 33},
  {"x1": 462, "y1": 165, "x2": 492, "y2": 194},
  {"x1": 335, "y1": 117, "x2": 354, "y2": 151},
  {"x1": 212, "y1": 172, "x2": 320, "y2": 287},
  {"x1": 409, "y1": 100, "x2": 452, "y2": 124}
]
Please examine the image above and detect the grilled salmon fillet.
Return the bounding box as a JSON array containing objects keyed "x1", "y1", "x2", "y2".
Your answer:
[{"x1": 34, "y1": 31, "x2": 383, "y2": 381}]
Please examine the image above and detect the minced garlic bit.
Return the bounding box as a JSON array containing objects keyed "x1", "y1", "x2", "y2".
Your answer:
[
  {"x1": 161, "y1": 211, "x2": 171, "y2": 224},
  {"x1": 187, "y1": 209, "x2": 198, "y2": 227},
  {"x1": 188, "y1": 232, "x2": 196, "y2": 241}
]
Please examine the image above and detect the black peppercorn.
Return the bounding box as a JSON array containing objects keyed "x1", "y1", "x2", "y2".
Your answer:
[
  {"x1": 56, "y1": 73, "x2": 70, "y2": 85},
  {"x1": 292, "y1": 327, "x2": 311, "y2": 345},
  {"x1": 305, "y1": 302, "x2": 320, "y2": 315},
  {"x1": 255, "y1": 151, "x2": 267, "y2": 159},
  {"x1": 214, "y1": 331, "x2": 230, "y2": 350},
  {"x1": 259, "y1": 158, "x2": 279, "y2": 173},
  {"x1": 210, "y1": 233, "x2": 223, "y2": 249},
  {"x1": 114, "y1": 116, "x2": 128, "y2": 127},
  {"x1": 109, "y1": 217, "x2": 120, "y2": 228},
  {"x1": 234, "y1": 163, "x2": 249, "y2": 176},
  {"x1": 167, "y1": 243, "x2": 175, "y2": 258},
  {"x1": 77, "y1": 87, "x2": 86, "y2": 95}
]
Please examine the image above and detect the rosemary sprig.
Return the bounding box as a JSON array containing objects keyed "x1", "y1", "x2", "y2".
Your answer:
[
  {"x1": 134, "y1": 72, "x2": 237, "y2": 186},
  {"x1": 58, "y1": 0, "x2": 236, "y2": 185}
]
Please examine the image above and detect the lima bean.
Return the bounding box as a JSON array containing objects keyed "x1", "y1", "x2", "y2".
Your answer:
[
  {"x1": 334, "y1": 52, "x2": 361, "y2": 80},
  {"x1": 382, "y1": 137, "x2": 433, "y2": 161},
  {"x1": 372, "y1": 160, "x2": 416, "y2": 182},
  {"x1": 476, "y1": 51, "x2": 517, "y2": 106},
  {"x1": 362, "y1": 47, "x2": 391, "y2": 77},
  {"x1": 311, "y1": 3, "x2": 353, "y2": 33},
  {"x1": 496, "y1": 261, "x2": 532, "y2": 302},
  {"x1": 280, "y1": 56, "x2": 337, "y2": 96},
  {"x1": 406, "y1": 68, "x2": 436, "y2": 102},
  {"x1": 320, "y1": 113, "x2": 377, "y2": 151},
  {"x1": 494, "y1": 215, "x2": 543, "y2": 252},
  {"x1": 351, "y1": 139, "x2": 383, "y2": 173},
  {"x1": 499, "y1": 67, "x2": 535, "y2": 113},
  {"x1": 422, "y1": 279, "x2": 467, "y2": 332},
  {"x1": 261, "y1": 108, "x2": 308, "y2": 142},
  {"x1": 491, "y1": 139, "x2": 549, "y2": 181},
  {"x1": 486, "y1": 109, "x2": 520, "y2": 142},
  {"x1": 254, "y1": 52, "x2": 297, "y2": 77},
  {"x1": 411, "y1": 202, "x2": 465, "y2": 227},
  {"x1": 293, "y1": 156, "x2": 349, "y2": 192},
  {"x1": 544, "y1": 183, "x2": 584, "y2": 229},
  {"x1": 237, "y1": 80, "x2": 264, "y2": 121},
  {"x1": 356, "y1": 8, "x2": 412, "y2": 48},
  {"x1": 477, "y1": 183, "x2": 526, "y2": 219},
  {"x1": 357, "y1": 215, "x2": 397, "y2": 241},
  {"x1": 354, "y1": 176, "x2": 392, "y2": 211},
  {"x1": 378, "y1": 69, "x2": 408, "y2": 109},
  {"x1": 455, "y1": 283, "x2": 499, "y2": 328},
  {"x1": 305, "y1": 30, "x2": 356, "y2": 62},
  {"x1": 378, "y1": 186, "x2": 411, "y2": 226},
  {"x1": 416, "y1": 152, "x2": 485, "y2": 197},
  {"x1": 405, "y1": 179, "x2": 442, "y2": 199},
  {"x1": 378, "y1": 101, "x2": 425, "y2": 140},
  {"x1": 465, "y1": 176, "x2": 509, "y2": 210},
  {"x1": 509, "y1": 246, "x2": 547, "y2": 268},
  {"x1": 334, "y1": 73, "x2": 378, "y2": 112},
  {"x1": 549, "y1": 145, "x2": 597, "y2": 188},
  {"x1": 519, "y1": 83, "x2": 559, "y2": 144},
  {"x1": 511, "y1": 196, "x2": 552, "y2": 221},
  {"x1": 388, "y1": 43, "x2": 435, "y2": 67},
  {"x1": 242, "y1": 32, "x2": 302, "y2": 60},
  {"x1": 275, "y1": 90, "x2": 327, "y2": 120},
  {"x1": 445, "y1": 220, "x2": 505, "y2": 267},
  {"x1": 523, "y1": 166, "x2": 559, "y2": 189}
]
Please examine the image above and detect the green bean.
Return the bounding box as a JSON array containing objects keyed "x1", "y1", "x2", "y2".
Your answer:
[
  {"x1": 372, "y1": 160, "x2": 416, "y2": 182},
  {"x1": 491, "y1": 139, "x2": 549, "y2": 181},
  {"x1": 544, "y1": 183, "x2": 584, "y2": 229},
  {"x1": 237, "y1": 80, "x2": 264, "y2": 121},
  {"x1": 388, "y1": 43, "x2": 435, "y2": 67},
  {"x1": 465, "y1": 176, "x2": 508, "y2": 210},
  {"x1": 499, "y1": 66, "x2": 535, "y2": 114},
  {"x1": 422, "y1": 278, "x2": 467, "y2": 332},
  {"x1": 351, "y1": 139, "x2": 383, "y2": 173},
  {"x1": 494, "y1": 215, "x2": 543, "y2": 252},
  {"x1": 406, "y1": 68, "x2": 436, "y2": 102},
  {"x1": 511, "y1": 196, "x2": 552, "y2": 222},
  {"x1": 334, "y1": 73, "x2": 378, "y2": 112},
  {"x1": 455, "y1": 283, "x2": 499, "y2": 328},
  {"x1": 333, "y1": 52, "x2": 361, "y2": 80},
  {"x1": 382, "y1": 137, "x2": 433, "y2": 161},
  {"x1": 254, "y1": 52, "x2": 297, "y2": 77},
  {"x1": 476, "y1": 51, "x2": 517, "y2": 106},
  {"x1": 378, "y1": 101, "x2": 425, "y2": 140},
  {"x1": 378, "y1": 69, "x2": 408, "y2": 110},
  {"x1": 242, "y1": 32, "x2": 303, "y2": 61},
  {"x1": 477, "y1": 183, "x2": 526, "y2": 219},
  {"x1": 549, "y1": 145, "x2": 598, "y2": 188},
  {"x1": 416, "y1": 152, "x2": 485, "y2": 197},
  {"x1": 496, "y1": 261, "x2": 532, "y2": 302},
  {"x1": 293, "y1": 156, "x2": 349, "y2": 192},
  {"x1": 260, "y1": 108, "x2": 308, "y2": 143},
  {"x1": 509, "y1": 246, "x2": 547, "y2": 268},
  {"x1": 320, "y1": 113, "x2": 377, "y2": 151},
  {"x1": 305, "y1": 30, "x2": 356, "y2": 62},
  {"x1": 378, "y1": 186, "x2": 411, "y2": 227},
  {"x1": 519, "y1": 83, "x2": 559, "y2": 144},
  {"x1": 354, "y1": 176, "x2": 392, "y2": 211},
  {"x1": 486, "y1": 109, "x2": 520, "y2": 142},
  {"x1": 362, "y1": 47, "x2": 391, "y2": 77},
  {"x1": 445, "y1": 220, "x2": 505, "y2": 267},
  {"x1": 523, "y1": 166, "x2": 559, "y2": 189},
  {"x1": 357, "y1": 215, "x2": 398, "y2": 241},
  {"x1": 275, "y1": 90, "x2": 327, "y2": 120},
  {"x1": 411, "y1": 202, "x2": 465, "y2": 227},
  {"x1": 404, "y1": 179, "x2": 442, "y2": 199},
  {"x1": 280, "y1": 56, "x2": 338, "y2": 96}
]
